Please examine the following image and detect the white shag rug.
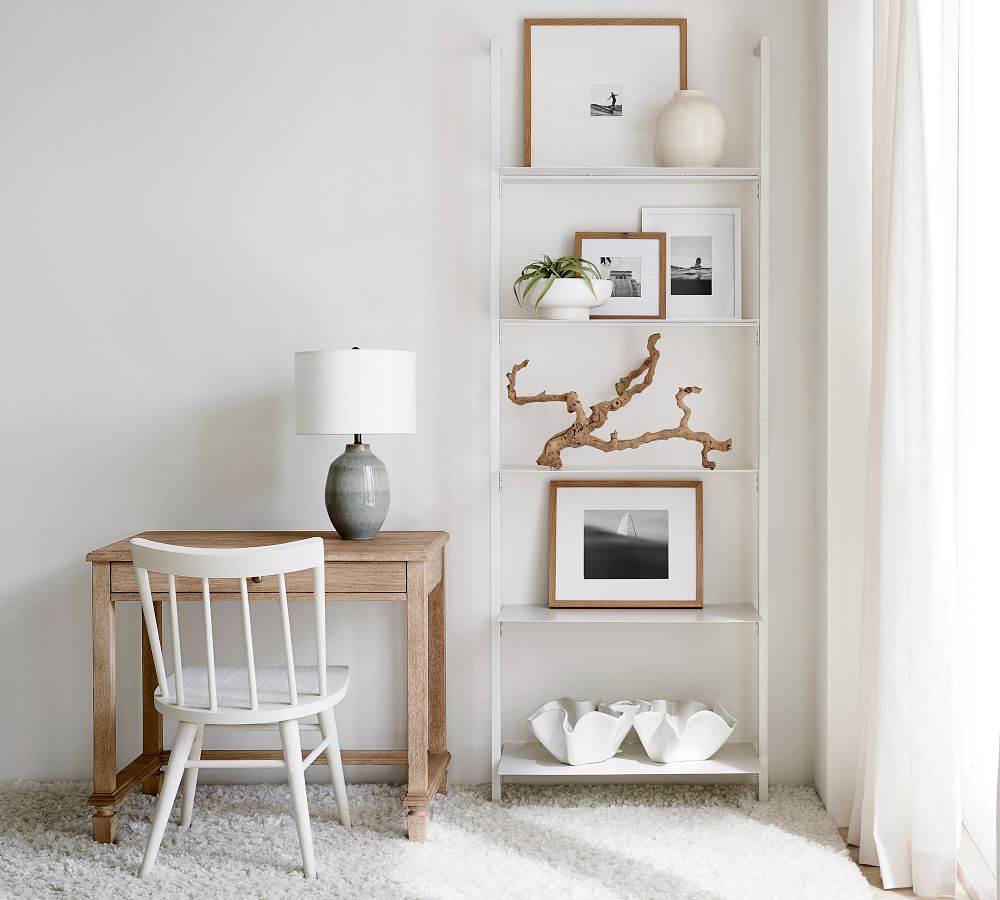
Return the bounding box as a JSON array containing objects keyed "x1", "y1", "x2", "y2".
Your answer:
[{"x1": 0, "y1": 781, "x2": 871, "y2": 900}]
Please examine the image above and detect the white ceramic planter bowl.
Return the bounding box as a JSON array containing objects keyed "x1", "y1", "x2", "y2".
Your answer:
[
  {"x1": 527, "y1": 698, "x2": 640, "y2": 765},
  {"x1": 632, "y1": 699, "x2": 736, "y2": 764},
  {"x1": 524, "y1": 278, "x2": 612, "y2": 321}
]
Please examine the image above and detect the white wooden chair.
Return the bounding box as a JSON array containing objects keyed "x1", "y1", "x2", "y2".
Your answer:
[{"x1": 130, "y1": 536, "x2": 350, "y2": 880}]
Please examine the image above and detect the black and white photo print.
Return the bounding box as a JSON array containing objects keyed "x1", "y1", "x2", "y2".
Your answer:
[
  {"x1": 597, "y1": 256, "x2": 642, "y2": 298},
  {"x1": 590, "y1": 83, "x2": 623, "y2": 116},
  {"x1": 576, "y1": 232, "x2": 665, "y2": 319},
  {"x1": 549, "y1": 481, "x2": 704, "y2": 609},
  {"x1": 525, "y1": 19, "x2": 686, "y2": 165},
  {"x1": 670, "y1": 235, "x2": 713, "y2": 296},
  {"x1": 641, "y1": 207, "x2": 741, "y2": 318},
  {"x1": 550, "y1": 481, "x2": 702, "y2": 608},
  {"x1": 583, "y1": 509, "x2": 669, "y2": 579}
]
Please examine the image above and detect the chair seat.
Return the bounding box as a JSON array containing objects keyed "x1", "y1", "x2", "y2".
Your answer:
[{"x1": 154, "y1": 665, "x2": 349, "y2": 725}]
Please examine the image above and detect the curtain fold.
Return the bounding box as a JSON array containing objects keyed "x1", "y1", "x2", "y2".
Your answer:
[{"x1": 849, "y1": 0, "x2": 962, "y2": 894}]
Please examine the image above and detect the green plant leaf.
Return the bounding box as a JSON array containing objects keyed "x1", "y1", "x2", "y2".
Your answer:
[{"x1": 512, "y1": 255, "x2": 605, "y2": 308}]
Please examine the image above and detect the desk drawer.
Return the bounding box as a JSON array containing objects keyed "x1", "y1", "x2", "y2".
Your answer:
[{"x1": 111, "y1": 561, "x2": 406, "y2": 595}]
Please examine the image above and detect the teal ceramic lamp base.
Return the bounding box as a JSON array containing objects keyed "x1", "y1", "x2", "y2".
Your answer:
[{"x1": 324, "y1": 442, "x2": 390, "y2": 541}]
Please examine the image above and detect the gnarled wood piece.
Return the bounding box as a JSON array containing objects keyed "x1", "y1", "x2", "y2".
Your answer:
[{"x1": 506, "y1": 332, "x2": 733, "y2": 470}]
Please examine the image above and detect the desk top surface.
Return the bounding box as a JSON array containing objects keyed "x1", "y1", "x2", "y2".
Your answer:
[{"x1": 87, "y1": 531, "x2": 449, "y2": 564}]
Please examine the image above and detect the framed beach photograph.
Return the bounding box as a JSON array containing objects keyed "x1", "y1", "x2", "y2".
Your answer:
[
  {"x1": 640, "y1": 208, "x2": 742, "y2": 319},
  {"x1": 575, "y1": 232, "x2": 666, "y2": 319},
  {"x1": 549, "y1": 481, "x2": 703, "y2": 608},
  {"x1": 524, "y1": 19, "x2": 688, "y2": 166}
]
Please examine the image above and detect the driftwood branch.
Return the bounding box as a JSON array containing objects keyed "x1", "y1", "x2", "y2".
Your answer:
[{"x1": 506, "y1": 333, "x2": 733, "y2": 470}]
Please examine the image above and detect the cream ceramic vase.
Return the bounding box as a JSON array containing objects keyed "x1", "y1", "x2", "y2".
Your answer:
[{"x1": 654, "y1": 90, "x2": 725, "y2": 167}]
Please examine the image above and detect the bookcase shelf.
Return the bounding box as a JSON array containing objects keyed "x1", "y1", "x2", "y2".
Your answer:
[
  {"x1": 499, "y1": 318, "x2": 760, "y2": 328},
  {"x1": 489, "y1": 35, "x2": 771, "y2": 802},
  {"x1": 500, "y1": 167, "x2": 761, "y2": 184},
  {"x1": 498, "y1": 741, "x2": 761, "y2": 778},
  {"x1": 500, "y1": 464, "x2": 758, "y2": 475},
  {"x1": 498, "y1": 604, "x2": 761, "y2": 625}
]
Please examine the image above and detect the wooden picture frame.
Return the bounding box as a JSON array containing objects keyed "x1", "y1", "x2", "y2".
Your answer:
[
  {"x1": 575, "y1": 231, "x2": 667, "y2": 319},
  {"x1": 548, "y1": 480, "x2": 703, "y2": 608},
  {"x1": 524, "y1": 18, "x2": 688, "y2": 167}
]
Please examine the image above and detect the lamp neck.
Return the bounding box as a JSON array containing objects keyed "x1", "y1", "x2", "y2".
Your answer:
[{"x1": 353, "y1": 433, "x2": 363, "y2": 445}]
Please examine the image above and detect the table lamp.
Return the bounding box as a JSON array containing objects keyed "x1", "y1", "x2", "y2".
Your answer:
[{"x1": 295, "y1": 348, "x2": 416, "y2": 540}]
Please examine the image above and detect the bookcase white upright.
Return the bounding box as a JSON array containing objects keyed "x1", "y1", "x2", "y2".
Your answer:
[{"x1": 489, "y1": 35, "x2": 770, "y2": 801}]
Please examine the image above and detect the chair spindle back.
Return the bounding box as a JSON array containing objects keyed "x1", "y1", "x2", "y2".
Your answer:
[{"x1": 130, "y1": 537, "x2": 327, "y2": 710}]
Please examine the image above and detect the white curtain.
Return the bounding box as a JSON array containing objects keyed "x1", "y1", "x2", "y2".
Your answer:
[{"x1": 849, "y1": 0, "x2": 962, "y2": 894}]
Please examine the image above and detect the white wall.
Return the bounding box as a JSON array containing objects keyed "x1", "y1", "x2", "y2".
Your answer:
[
  {"x1": 814, "y1": 0, "x2": 872, "y2": 824},
  {"x1": 0, "y1": 0, "x2": 819, "y2": 786}
]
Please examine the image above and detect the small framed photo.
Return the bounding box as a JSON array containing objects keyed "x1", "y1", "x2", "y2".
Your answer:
[
  {"x1": 575, "y1": 232, "x2": 666, "y2": 319},
  {"x1": 549, "y1": 481, "x2": 703, "y2": 609},
  {"x1": 524, "y1": 19, "x2": 688, "y2": 167},
  {"x1": 640, "y1": 208, "x2": 742, "y2": 319}
]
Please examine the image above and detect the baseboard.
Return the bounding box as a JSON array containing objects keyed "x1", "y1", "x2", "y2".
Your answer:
[{"x1": 959, "y1": 827, "x2": 996, "y2": 900}]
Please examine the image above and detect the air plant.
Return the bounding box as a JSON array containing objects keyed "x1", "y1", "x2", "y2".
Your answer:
[{"x1": 513, "y1": 255, "x2": 603, "y2": 309}]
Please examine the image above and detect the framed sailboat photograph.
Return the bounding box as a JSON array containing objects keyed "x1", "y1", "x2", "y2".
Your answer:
[{"x1": 548, "y1": 480, "x2": 703, "y2": 608}]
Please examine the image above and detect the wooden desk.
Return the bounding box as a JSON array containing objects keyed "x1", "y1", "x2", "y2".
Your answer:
[{"x1": 85, "y1": 530, "x2": 449, "y2": 843}]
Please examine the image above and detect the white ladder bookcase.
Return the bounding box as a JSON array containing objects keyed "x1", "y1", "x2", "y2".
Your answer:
[{"x1": 489, "y1": 35, "x2": 770, "y2": 801}]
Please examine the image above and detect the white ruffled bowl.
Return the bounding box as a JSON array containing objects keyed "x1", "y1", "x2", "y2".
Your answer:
[
  {"x1": 527, "y1": 698, "x2": 640, "y2": 765},
  {"x1": 632, "y1": 699, "x2": 736, "y2": 764}
]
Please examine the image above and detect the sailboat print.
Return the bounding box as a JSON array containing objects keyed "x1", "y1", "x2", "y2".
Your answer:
[
  {"x1": 616, "y1": 512, "x2": 638, "y2": 540},
  {"x1": 583, "y1": 508, "x2": 671, "y2": 580}
]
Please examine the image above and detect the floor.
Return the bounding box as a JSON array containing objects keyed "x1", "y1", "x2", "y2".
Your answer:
[
  {"x1": 840, "y1": 828, "x2": 974, "y2": 899},
  {"x1": 0, "y1": 781, "x2": 871, "y2": 899}
]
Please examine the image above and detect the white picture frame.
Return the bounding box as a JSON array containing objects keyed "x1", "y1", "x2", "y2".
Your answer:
[
  {"x1": 640, "y1": 207, "x2": 743, "y2": 319},
  {"x1": 549, "y1": 481, "x2": 703, "y2": 609},
  {"x1": 525, "y1": 19, "x2": 688, "y2": 167}
]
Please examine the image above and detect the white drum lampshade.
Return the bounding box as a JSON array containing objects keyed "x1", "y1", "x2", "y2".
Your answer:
[
  {"x1": 294, "y1": 348, "x2": 416, "y2": 541},
  {"x1": 295, "y1": 349, "x2": 416, "y2": 436}
]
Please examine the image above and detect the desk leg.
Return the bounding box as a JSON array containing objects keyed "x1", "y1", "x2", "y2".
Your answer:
[
  {"x1": 404, "y1": 561, "x2": 429, "y2": 841},
  {"x1": 428, "y1": 548, "x2": 447, "y2": 795},
  {"x1": 91, "y1": 563, "x2": 117, "y2": 843},
  {"x1": 141, "y1": 600, "x2": 163, "y2": 795}
]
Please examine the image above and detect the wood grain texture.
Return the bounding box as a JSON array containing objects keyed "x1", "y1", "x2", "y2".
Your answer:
[
  {"x1": 576, "y1": 232, "x2": 667, "y2": 320},
  {"x1": 141, "y1": 601, "x2": 163, "y2": 795},
  {"x1": 86, "y1": 531, "x2": 450, "y2": 843},
  {"x1": 508, "y1": 333, "x2": 732, "y2": 470},
  {"x1": 405, "y1": 561, "x2": 429, "y2": 798},
  {"x1": 523, "y1": 18, "x2": 688, "y2": 165},
  {"x1": 91, "y1": 563, "x2": 117, "y2": 842},
  {"x1": 425, "y1": 545, "x2": 443, "y2": 592},
  {"x1": 523, "y1": 18, "x2": 532, "y2": 166},
  {"x1": 89, "y1": 753, "x2": 162, "y2": 807},
  {"x1": 548, "y1": 480, "x2": 704, "y2": 608},
  {"x1": 406, "y1": 810, "x2": 429, "y2": 842},
  {"x1": 428, "y1": 550, "x2": 446, "y2": 757},
  {"x1": 87, "y1": 531, "x2": 448, "y2": 564},
  {"x1": 403, "y1": 752, "x2": 451, "y2": 805},
  {"x1": 111, "y1": 561, "x2": 405, "y2": 594}
]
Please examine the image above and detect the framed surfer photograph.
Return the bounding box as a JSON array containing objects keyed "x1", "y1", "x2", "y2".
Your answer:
[
  {"x1": 575, "y1": 232, "x2": 666, "y2": 319},
  {"x1": 640, "y1": 208, "x2": 742, "y2": 319},
  {"x1": 548, "y1": 481, "x2": 703, "y2": 609},
  {"x1": 524, "y1": 19, "x2": 688, "y2": 166}
]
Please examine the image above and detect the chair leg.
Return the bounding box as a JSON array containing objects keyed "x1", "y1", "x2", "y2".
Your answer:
[
  {"x1": 317, "y1": 708, "x2": 351, "y2": 828},
  {"x1": 140, "y1": 721, "x2": 198, "y2": 878},
  {"x1": 180, "y1": 724, "x2": 204, "y2": 828},
  {"x1": 278, "y1": 719, "x2": 316, "y2": 879}
]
